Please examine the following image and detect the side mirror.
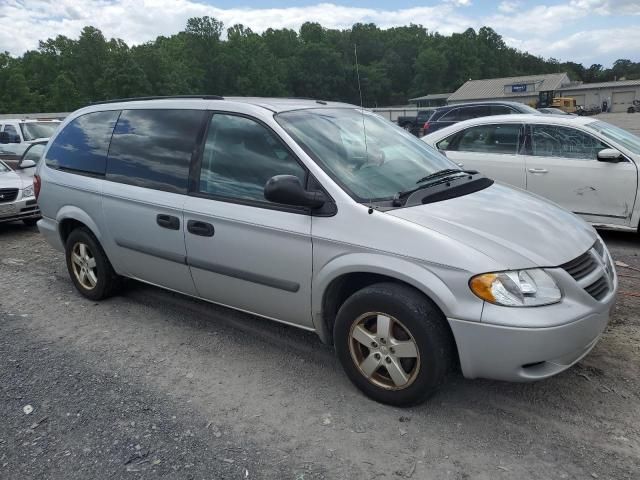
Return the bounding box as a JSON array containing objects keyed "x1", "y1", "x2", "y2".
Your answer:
[
  {"x1": 18, "y1": 159, "x2": 37, "y2": 169},
  {"x1": 264, "y1": 175, "x2": 326, "y2": 209},
  {"x1": 597, "y1": 148, "x2": 624, "y2": 163},
  {"x1": 0, "y1": 132, "x2": 9, "y2": 144}
]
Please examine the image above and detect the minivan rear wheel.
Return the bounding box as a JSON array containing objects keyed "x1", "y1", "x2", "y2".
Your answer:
[
  {"x1": 334, "y1": 283, "x2": 455, "y2": 406},
  {"x1": 65, "y1": 228, "x2": 120, "y2": 300}
]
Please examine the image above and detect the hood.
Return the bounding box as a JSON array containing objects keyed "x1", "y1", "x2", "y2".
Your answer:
[
  {"x1": 0, "y1": 169, "x2": 29, "y2": 189},
  {"x1": 387, "y1": 183, "x2": 597, "y2": 268}
]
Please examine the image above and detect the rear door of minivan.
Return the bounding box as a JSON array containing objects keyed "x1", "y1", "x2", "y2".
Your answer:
[
  {"x1": 183, "y1": 112, "x2": 314, "y2": 327},
  {"x1": 101, "y1": 108, "x2": 207, "y2": 295}
]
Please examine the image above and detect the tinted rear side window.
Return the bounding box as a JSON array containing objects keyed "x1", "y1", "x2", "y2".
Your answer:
[
  {"x1": 459, "y1": 106, "x2": 491, "y2": 120},
  {"x1": 45, "y1": 110, "x2": 119, "y2": 175},
  {"x1": 490, "y1": 105, "x2": 512, "y2": 115},
  {"x1": 439, "y1": 109, "x2": 459, "y2": 121},
  {"x1": 106, "y1": 109, "x2": 205, "y2": 193}
]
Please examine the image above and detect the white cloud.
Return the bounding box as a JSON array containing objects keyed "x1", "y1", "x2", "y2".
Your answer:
[
  {"x1": 498, "y1": 1, "x2": 521, "y2": 13},
  {"x1": 510, "y1": 26, "x2": 640, "y2": 64},
  {"x1": 0, "y1": 0, "x2": 636, "y2": 67},
  {"x1": 570, "y1": 0, "x2": 640, "y2": 15},
  {"x1": 0, "y1": 1, "x2": 475, "y2": 56}
]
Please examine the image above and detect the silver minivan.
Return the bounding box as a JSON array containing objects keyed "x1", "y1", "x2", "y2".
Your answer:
[{"x1": 36, "y1": 96, "x2": 616, "y2": 405}]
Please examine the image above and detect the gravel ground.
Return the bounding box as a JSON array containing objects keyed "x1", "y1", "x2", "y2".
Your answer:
[{"x1": 1, "y1": 224, "x2": 639, "y2": 480}]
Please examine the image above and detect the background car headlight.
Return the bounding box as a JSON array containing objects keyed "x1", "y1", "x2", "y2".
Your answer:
[
  {"x1": 22, "y1": 185, "x2": 34, "y2": 198},
  {"x1": 469, "y1": 269, "x2": 561, "y2": 307}
]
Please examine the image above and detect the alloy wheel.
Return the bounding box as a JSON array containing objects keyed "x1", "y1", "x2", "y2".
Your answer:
[
  {"x1": 70, "y1": 242, "x2": 98, "y2": 290},
  {"x1": 348, "y1": 312, "x2": 420, "y2": 390}
]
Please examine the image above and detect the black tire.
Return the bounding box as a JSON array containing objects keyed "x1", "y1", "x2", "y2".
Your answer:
[
  {"x1": 334, "y1": 282, "x2": 455, "y2": 406},
  {"x1": 22, "y1": 217, "x2": 39, "y2": 227},
  {"x1": 65, "y1": 227, "x2": 120, "y2": 301}
]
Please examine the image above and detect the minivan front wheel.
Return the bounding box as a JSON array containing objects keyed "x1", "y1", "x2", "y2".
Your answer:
[
  {"x1": 334, "y1": 283, "x2": 455, "y2": 406},
  {"x1": 65, "y1": 228, "x2": 119, "y2": 300}
]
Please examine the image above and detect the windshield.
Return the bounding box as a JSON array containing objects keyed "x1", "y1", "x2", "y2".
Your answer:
[
  {"x1": 276, "y1": 108, "x2": 455, "y2": 201},
  {"x1": 19, "y1": 122, "x2": 59, "y2": 141},
  {"x1": 587, "y1": 121, "x2": 640, "y2": 155},
  {"x1": 0, "y1": 161, "x2": 10, "y2": 173}
]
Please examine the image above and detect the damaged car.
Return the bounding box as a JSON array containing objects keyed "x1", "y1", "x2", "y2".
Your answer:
[{"x1": 423, "y1": 114, "x2": 640, "y2": 232}]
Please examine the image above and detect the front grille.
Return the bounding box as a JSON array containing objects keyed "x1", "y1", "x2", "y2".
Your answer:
[
  {"x1": 585, "y1": 276, "x2": 609, "y2": 301},
  {"x1": 560, "y1": 250, "x2": 598, "y2": 281},
  {"x1": 0, "y1": 188, "x2": 18, "y2": 203},
  {"x1": 560, "y1": 241, "x2": 614, "y2": 302}
]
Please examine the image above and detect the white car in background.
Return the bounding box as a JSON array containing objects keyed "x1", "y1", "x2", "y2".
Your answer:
[
  {"x1": 422, "y1": 114, "x2": 640, "y2": 232},
  {"x1": 0, "y1": 118, "x2": 60, "y2": 158}
]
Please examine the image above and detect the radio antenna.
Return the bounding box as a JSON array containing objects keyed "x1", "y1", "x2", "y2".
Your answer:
[
  {"x1": 354, "y1": 44, "x2": 369, "y2": 164},
  {"x1": 354, "y1": 44, "x2": 374, "y2": 214}
]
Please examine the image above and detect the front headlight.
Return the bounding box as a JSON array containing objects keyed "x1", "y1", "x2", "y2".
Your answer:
[
  {"x1": 469, "y1": 269, "x2": 561, "y2": 307},
  {"x1": 22, "y1": 184, "x2": 34, "y2": 198}
]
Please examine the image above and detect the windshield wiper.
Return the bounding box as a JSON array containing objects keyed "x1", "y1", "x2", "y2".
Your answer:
[
  {"x1": 392, "y1": 169, "x2": 479, "y2": 207},
  {"x1": 415, "y1": 168, "x2": 475, "y2": 185}
]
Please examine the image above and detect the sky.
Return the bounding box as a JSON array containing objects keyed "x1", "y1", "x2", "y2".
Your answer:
[{"x1": 0, "y1": 0, "x2": 638, "y2": 67}]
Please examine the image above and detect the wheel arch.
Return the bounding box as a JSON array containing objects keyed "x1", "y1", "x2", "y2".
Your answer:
[
  {"x1": 56, "y1": 206, "x2": 104, "y2": 245},
  {"x1": 312, "y1": 253, "x2": 458, "y2": 346}
]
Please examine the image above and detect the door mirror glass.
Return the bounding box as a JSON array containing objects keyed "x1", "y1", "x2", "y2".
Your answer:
[
  {"x1": 264, "y1": 175, "x2": 326, "y2": 208},
  {"x1": 597, "y1": 148, "x2": 624, "y2": 163}
]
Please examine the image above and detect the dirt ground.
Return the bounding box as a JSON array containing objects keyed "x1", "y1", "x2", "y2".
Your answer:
[{"x1": 0, "y1": 224, "x2": 639, "y2": 480}]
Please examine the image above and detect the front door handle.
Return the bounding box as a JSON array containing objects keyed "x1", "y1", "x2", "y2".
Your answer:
[
  {"x1": 527, "y1": 168, "x2": 548, "y2": 174},
  {"x1": 187, "y1": 220, "x2": 215, "y2": 237},
  {"x1": 156, "y1": 214, "x2": 180, "y2": 230}
]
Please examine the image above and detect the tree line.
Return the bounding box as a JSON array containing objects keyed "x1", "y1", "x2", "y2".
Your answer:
[{"x1": 1, "y1": 17, "x2": 639, "y2": 113}]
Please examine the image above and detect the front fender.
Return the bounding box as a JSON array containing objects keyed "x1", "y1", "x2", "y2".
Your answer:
[{"x1": 311, "y1": 252, "x2": 482, "y2": 343}]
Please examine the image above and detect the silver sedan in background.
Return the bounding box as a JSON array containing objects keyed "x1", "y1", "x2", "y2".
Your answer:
[{"x1": 0, "y1": 142, "x2": 43, "y2": 226}]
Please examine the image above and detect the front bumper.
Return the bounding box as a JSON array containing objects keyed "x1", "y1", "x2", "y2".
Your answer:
[
  {"x1": 0, "y1": 196, "x2": 40, "y2": 224},
  {"x1": 449, "y1": 304, "x2": 611, "y2": 381}
]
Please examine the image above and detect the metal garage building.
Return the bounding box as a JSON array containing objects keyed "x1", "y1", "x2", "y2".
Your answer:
[
  {"x1": 557, "y1": 79, "x2": 640, "y2": 112},
  {"x1": 444, "y1": 73, "x2": 640, "y2": 112},
  {"x1": 447, "y1": 73, "x2": 571, "y2": 106}
]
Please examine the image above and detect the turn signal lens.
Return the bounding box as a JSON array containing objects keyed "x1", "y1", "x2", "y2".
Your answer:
[{"x1": 469, "y1": 269, "x2": 561, "y2": 307}]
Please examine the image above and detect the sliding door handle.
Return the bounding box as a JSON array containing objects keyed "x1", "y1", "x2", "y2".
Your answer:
[
  {"x1": 187, "y1": 220, "x2": 215, "y2": 237},
  {"x1": 527, "y1": 168, "x2": 548, "y2": 174},
  {"x1": 156, "y1": 214, "x2": 180, "y2": 230}
]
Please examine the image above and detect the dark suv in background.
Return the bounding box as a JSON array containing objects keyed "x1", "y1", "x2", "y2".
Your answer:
[{"x1": 423, "y1": 101, "x2": 539, "y2": 134}]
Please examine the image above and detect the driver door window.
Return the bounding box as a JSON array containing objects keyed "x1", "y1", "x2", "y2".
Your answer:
[
  {"x1": 530, "y1": 125, "x2": 609, "y2": 160},
  {"x1": 199, "y1": 114, "x2": 306, "y2": 203}
]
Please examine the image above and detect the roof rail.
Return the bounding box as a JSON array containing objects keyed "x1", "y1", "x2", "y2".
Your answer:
[{"x1": 90, "y1": 95, "x2": 224, "y2": 105}]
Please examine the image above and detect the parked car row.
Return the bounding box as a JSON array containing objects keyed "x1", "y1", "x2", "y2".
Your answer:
[{"x1": 33, "y1": 96, "x2": 616, "y2": 406}]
